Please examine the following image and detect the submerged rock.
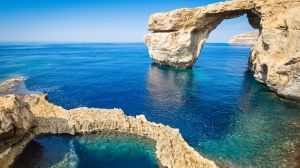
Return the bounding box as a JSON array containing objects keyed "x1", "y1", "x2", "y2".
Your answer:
[
  {"x1": 144, "y1": 0, "x2": 300, "y2": 101},
  {"x1": 0, "y1": 77, "x2": 27, "y2": 95},
  {"x1": 228, "y1": 32, "x2": 258, "y2": 45},
  {"x1": 0, "y1": 78, "x2": 217, "y2": 168}
]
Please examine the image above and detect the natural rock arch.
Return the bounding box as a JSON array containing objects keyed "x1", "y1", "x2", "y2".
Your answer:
[
  {"x1": 144, "y1": 0, "x2": 300, "y2": 102},
  {"x1": 144, "y1": 1, "x2": 260, "y2": 69}
]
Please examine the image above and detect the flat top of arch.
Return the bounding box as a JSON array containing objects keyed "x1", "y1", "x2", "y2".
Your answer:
[{"x1": 147, "y1": 0, "x2": 256, "y2": 31}]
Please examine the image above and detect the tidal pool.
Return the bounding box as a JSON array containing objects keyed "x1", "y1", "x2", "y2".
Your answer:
[{"x1": 11, "y1": 133, "x2": 158, "y2": 168}]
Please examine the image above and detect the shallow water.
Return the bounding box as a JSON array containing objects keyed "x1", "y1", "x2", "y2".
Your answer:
[
  {"x1": 0, "y1": 43, "x2": 299, "y2": 167},
  {"x1": 11, "y1": 133, "x2": 158, "y2": 168}
]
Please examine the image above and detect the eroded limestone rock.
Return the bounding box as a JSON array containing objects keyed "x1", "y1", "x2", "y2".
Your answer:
[
  {"x1": 145, "y1": 28, "x2": 208, "y2": 68},
  {"x1": 144, "y1": 0, "x2": 300, "y2": 101},
  {"x1": 144, "y1": 0, "x2": 255, "y2": 69},
  {"x1": 0, "y1": 95, "x2": 33, "y2": 156},
  {"x1": 248, "y1": 0, "x2": 300, "y2": 101}
]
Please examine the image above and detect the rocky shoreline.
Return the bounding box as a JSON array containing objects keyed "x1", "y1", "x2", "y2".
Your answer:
[
  {"x1": 0, "y1": 77, "x2": 217, "y2": 168},
  {"x1": 228, "y1": 32, "x2": 258, "y2": 45}
]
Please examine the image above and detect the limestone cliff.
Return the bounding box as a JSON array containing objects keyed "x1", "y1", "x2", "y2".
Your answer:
[
  {"x1": 0, "y1": 94, "x2": 33, "y2": 156},
  {"x1": 0, "y1": 78, "x2": 217, "y2": 168},
  {"x1": 229, "y1": 32, "x2": 258, "y2": 45},
  {"x1": 144, "y1": 0, "x2": 300, "y2": 101}
]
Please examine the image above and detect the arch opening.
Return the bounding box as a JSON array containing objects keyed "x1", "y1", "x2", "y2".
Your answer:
[{"x1": 205, "y1": 13, "x2": 259, "y2": 44}]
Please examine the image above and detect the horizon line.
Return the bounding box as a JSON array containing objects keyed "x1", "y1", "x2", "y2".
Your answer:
[{"x1": 0, "y1": 41, "x2": 231, "y2": 44}]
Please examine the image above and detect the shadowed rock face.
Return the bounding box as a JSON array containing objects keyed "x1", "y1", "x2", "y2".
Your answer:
[
  {"x1": 0, "y1": 95, "x2": 33, "y2": 155},
  {"x1": 144, "y1": 0, "x2": 300, "y2": 101}
]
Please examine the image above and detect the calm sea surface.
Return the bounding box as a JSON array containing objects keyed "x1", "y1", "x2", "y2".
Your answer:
[{"x1": 0, "y1": 43, "x2": 299, "y2": 167}]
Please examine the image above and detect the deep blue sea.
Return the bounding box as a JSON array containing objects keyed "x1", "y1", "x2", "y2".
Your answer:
[{"x1": 0, "y1": 43, "x2": 299, "y2": 167}]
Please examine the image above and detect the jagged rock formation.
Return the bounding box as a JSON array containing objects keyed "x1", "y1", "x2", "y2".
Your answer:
[
  {"x1": 0, "y1": 95, "x2": 33, "y2": 156},
  {"x1": 0, "y1": 78, "x2": 217, "y2": 168},
  {"x1": 144, "y1": 0, "x2": 300, "y2": 101},
  {"x1": 229, "y1": 32, "x2": 258, "y2": 45}
]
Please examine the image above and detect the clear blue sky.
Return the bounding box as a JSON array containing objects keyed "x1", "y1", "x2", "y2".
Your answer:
[{"x1": 0, "y1": 0, "x2": 255, "y2": 43}]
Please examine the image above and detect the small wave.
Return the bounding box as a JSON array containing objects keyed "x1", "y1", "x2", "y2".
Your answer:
[
  {"x1": 51, "y1": 141, "x2": 79, "y2": 168},
  {"x1": 33, "y1": 86, "x2": 61, "y2": 93},
  {"x1": 0, "y1": 76, "x2": 27, "y2": 94},
  {"x1": 0, "y1": 76, "x2": 38, "y2": 95}
]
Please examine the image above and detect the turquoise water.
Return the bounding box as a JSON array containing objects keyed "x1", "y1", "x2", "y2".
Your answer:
[
  {"x1": 11, "y1": 133, "x2": 158, "y2": 168},
  {"x1": 0, "y1": 43, "x2": 299, "y2": 167}
]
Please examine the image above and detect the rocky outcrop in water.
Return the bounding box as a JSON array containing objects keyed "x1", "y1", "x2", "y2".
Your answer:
[
  {"x1": 229, "y1": 32, "x2": 258, "y2": 45},
  {"x1": 144, "y1": 0, "x2": 300, "y2": 101},
  {"x1": 0, "y1": 78, "x2": 217, "y2": 168},
  {"x1": 0, "y1": 77, "x2": 27, "y2": 95}
]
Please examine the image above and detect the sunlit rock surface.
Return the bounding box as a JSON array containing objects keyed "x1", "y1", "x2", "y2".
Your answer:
[
  {"x1": 0, "y1": 94, "x2": 33, "y2": 156},
  {"x1": 229, "y1": 32, "x2": 258, "y2": 45},
  {"x1": 0, "y1": 77, "x2": 217, "y2": 168},
  {"x1": 144, "y1": 0, "x2": 300, "y2": 101}
]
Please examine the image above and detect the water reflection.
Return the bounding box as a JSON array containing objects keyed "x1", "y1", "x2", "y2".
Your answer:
[
  {"x1": 146, "y1": 63, "x2": 300, "y2": 167},
  {"x1": 146, "y1": 64, "x2": 197, "y2": 108},
  {"x1": 146, "y1": 64, "x2": 235, "y2": 143}
]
